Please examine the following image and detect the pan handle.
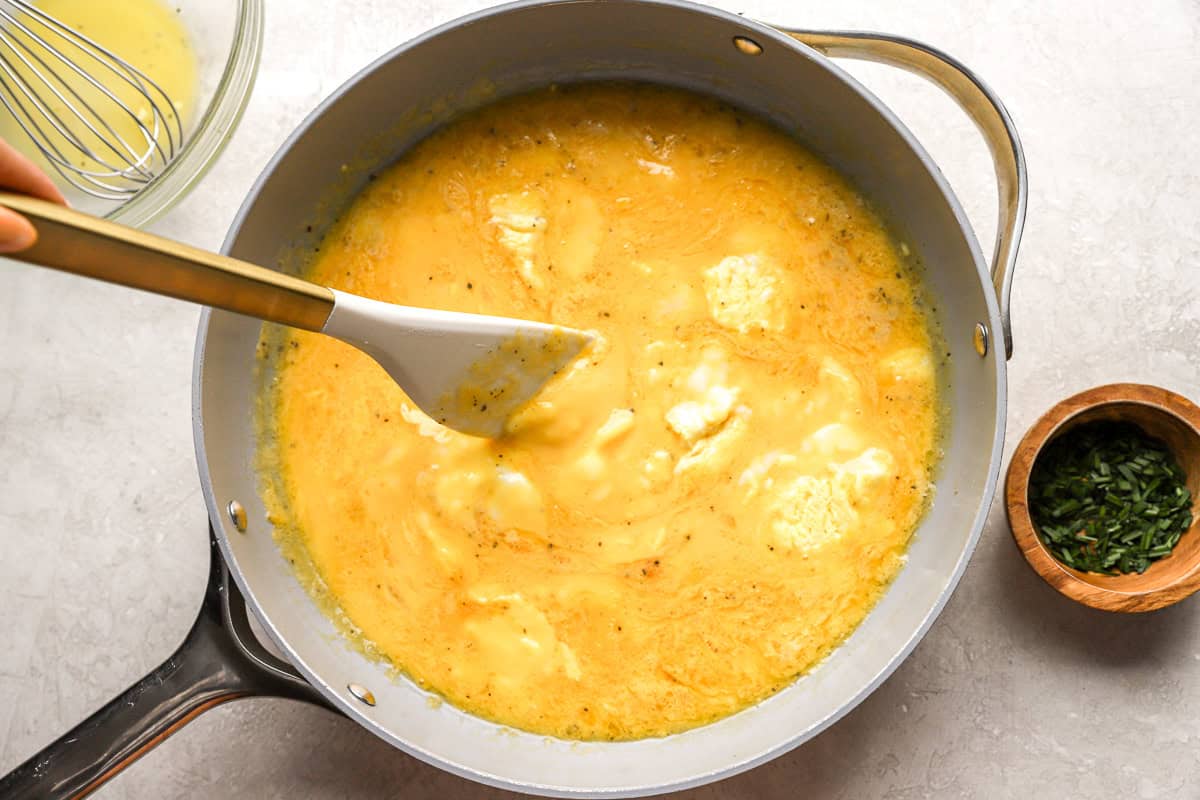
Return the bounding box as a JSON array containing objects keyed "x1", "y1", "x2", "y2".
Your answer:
[
  {"x1": 0, "y1": 532, "x2": 330, "y2": 800},
  {"x1": 780, "y1": 29, "x2": 1027, "y2": 359}
]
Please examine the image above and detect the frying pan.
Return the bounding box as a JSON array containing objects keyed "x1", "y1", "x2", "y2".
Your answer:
[{"x1": 0, "y1": 0, "x2": 1026, "y2": 796}]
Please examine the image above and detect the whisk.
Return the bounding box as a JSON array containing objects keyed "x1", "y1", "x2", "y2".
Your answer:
[{"x1": 0, "y1": 0, "x2": 182, "y2": 200}]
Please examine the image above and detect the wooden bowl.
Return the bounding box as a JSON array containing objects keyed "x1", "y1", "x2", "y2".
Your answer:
[{"x1": 1006, "y1": 383, "x2": 1200, "y2": 612}]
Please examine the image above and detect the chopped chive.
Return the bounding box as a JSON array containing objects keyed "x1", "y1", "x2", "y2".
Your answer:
[{"x1": 1029, "y1": 422, "x2": 1193, "y2": 576}]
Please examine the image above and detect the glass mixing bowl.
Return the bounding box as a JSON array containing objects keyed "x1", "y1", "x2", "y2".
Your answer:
[
  {"x1": 13, "y1": 0, "x2": 265, "y2": 226},
  {"x1": 108, "y1": 0, "x2": 264, "y2": 226}
]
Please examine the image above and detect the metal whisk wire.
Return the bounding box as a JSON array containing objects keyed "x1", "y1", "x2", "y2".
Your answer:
[{"x1": 0, "y1": 0, "x2": 182, "y2": 200}]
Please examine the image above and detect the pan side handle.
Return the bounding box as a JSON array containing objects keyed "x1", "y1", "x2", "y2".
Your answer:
[
  {"x1": 781, "y1": 29, "x2": 1027, "y2": 360},
  {"x1": 0, "y1": 532, "x2": 330, "y2": 800}
]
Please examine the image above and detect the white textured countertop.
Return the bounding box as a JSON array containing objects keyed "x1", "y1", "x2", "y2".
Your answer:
[{"x1": 2, "y1": 1, "x2": 1199, "y2": 797}]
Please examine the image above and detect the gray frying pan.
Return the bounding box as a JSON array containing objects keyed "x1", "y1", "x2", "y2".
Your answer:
[{"x1": 1, "y1": 0, "x2": 1026, "y2": 796}]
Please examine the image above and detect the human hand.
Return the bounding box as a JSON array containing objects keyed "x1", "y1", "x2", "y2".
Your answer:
[{"x1": 0, "y1": 138, "x2": 66, "y2": 253}]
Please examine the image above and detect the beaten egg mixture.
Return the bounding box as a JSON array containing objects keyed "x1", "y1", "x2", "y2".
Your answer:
[
  {"x1": 0, "y1": 0, "x2": 197, "y2": 185},
  {"x1": 258, "y1": 83, "x2": 944, "y2": 740}
]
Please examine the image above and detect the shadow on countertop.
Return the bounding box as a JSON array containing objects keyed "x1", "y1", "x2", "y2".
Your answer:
[
  {"x1": 102, "y1": 505, "x2": 1200, "y2": 799},
  {"x1": 107, "y1": 628, "x2": 933, "y2": 799},
  {"x1": 182, "y1": 683, "x2": 916, "y2": 800},
  {"x1": 983, "y1": 500, "x2": 1200, "y2": 669}
]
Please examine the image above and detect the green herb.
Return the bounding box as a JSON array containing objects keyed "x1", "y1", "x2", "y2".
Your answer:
[{"x1": 1029, "y1": 422, "x2": 1193, "y2": 575}]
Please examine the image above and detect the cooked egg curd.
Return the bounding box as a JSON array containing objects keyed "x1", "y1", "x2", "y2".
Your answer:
[{"x1": 258, "y1": 83, "x2": 944, "y2": 740}]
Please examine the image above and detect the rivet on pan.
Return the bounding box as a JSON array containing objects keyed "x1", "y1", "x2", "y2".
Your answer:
[
  {"x1": 227, "y1": 500, "x2": 248, "y2": 533},
  {"x1": 732, "y1": 36, "x2": 763, "y2": 56},
  {"x1": 973, "y1": 323, "x2": 990, "y2": 358},
  {"x1": 348, "y1": 683, "x2": 376, "y2": 707}
]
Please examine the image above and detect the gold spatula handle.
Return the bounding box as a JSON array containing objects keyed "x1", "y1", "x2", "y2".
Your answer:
[{"x1": 0, "y1": 193, "x2": 335, "y2": 331}]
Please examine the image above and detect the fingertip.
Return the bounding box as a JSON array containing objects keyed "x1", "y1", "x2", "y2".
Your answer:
[
  {"x1": 39, "y1": 179, "x2": 67, "y2": 206},
  {"x1": 0, "y1": 138, "x2": 66, "y2": 205},
  {"x1": 0, "y1": 207, "x2": 37, "y2": 253},
  {"x1": 39, "y1": 170, "x2": 67, "y2": 205}
]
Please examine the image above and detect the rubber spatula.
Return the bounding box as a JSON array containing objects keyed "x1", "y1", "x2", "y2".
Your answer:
[{"x1": 0, "y1": 194, "x2": 592, "y2": 437}]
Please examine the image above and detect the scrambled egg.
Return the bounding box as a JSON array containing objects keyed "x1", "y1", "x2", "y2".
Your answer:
[
  {"x1": 489, "y1": 192, "x2": 548, "y2": 291},
  {"x1": 665, "y1": 348, "x2": 742, "y2": 444},
  {"x1": 703, "y1": 253, "x2": 786, "y2": 333},
  {"x1": 259, "y1": 83, "x2": 943, "y2": 742}
]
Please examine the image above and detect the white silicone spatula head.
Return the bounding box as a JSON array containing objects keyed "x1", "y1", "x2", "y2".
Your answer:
[
  {"x1": 0, "y1": 193, "x2": 592, "y2": 438},
  {"x1": 323, "y1": 291, "x2": 591, "y2": 437}
]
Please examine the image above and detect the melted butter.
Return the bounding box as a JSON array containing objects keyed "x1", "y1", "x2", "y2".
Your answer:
[
  {"x1": 258, "y1": 84, "x2": 945, "y2": 741},
  {"x1": 0, "y1": 0, "x2": 198, "y2": 186}
]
